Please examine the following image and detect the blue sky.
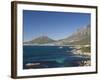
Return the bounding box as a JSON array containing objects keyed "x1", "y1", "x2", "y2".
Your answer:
[{"x1": 23, "y1": 10, "x2": 90, "y2": 42}]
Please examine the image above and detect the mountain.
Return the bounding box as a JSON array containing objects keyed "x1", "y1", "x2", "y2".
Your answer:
[
  {"x1": 24, "y1": 24, "x2": 90, "y2": 45},
  {"x1": 57, "y1": 24, "x2": 91, "y2": 45},
  {"x1": 24, "y1": 36, "x2": 55, "y2": 44}
]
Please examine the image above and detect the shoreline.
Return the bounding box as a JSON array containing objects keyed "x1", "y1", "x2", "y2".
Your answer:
[{"x1": 23, "y1": 44, "x2": 91, "y2": 67}]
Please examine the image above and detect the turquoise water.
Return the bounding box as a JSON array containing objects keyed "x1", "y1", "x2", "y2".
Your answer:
[{"x1": 23, "y1": 46, "x2": 90, "y2": 69}]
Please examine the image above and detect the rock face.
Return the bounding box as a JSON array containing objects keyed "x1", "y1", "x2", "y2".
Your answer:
[
  {"x1": 57, "y1": 24, "x2": 91, "y2": 45},
  {"x1": 24, "y1": 24, "x2": 91, "y2": 45}
]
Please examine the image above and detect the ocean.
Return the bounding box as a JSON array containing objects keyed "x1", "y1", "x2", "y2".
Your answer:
[{"x1": 23, "y1": 46, "x2": 90, "y2": 69}]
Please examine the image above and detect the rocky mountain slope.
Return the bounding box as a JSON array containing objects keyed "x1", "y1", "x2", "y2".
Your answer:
[
  {"x1": 24, "y1": 24, "x2": 90, "y2": 45},
  {"x1": 57, "y1": 24, "x2": 91, "y2": 45}
]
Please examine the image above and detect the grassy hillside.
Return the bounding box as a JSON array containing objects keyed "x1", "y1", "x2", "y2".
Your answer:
[{"x1": 25, "y1": 36, "x2": 55, "y2": 44}]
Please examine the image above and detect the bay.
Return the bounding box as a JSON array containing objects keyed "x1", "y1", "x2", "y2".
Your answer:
[{"x1": 23, "y1": 46, "x2": 90, "y2": 69}]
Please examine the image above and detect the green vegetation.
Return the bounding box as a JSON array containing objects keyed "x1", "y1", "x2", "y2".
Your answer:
[
  {"x1": 67, "y1": 37, "x2": 90, "y2": 45},
  {"x1": 28, "y1": 36, "x2": 55, "y2": 44},
  {"x1": 80, "y1": 46, "x2": 91, "y2": 53}
]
